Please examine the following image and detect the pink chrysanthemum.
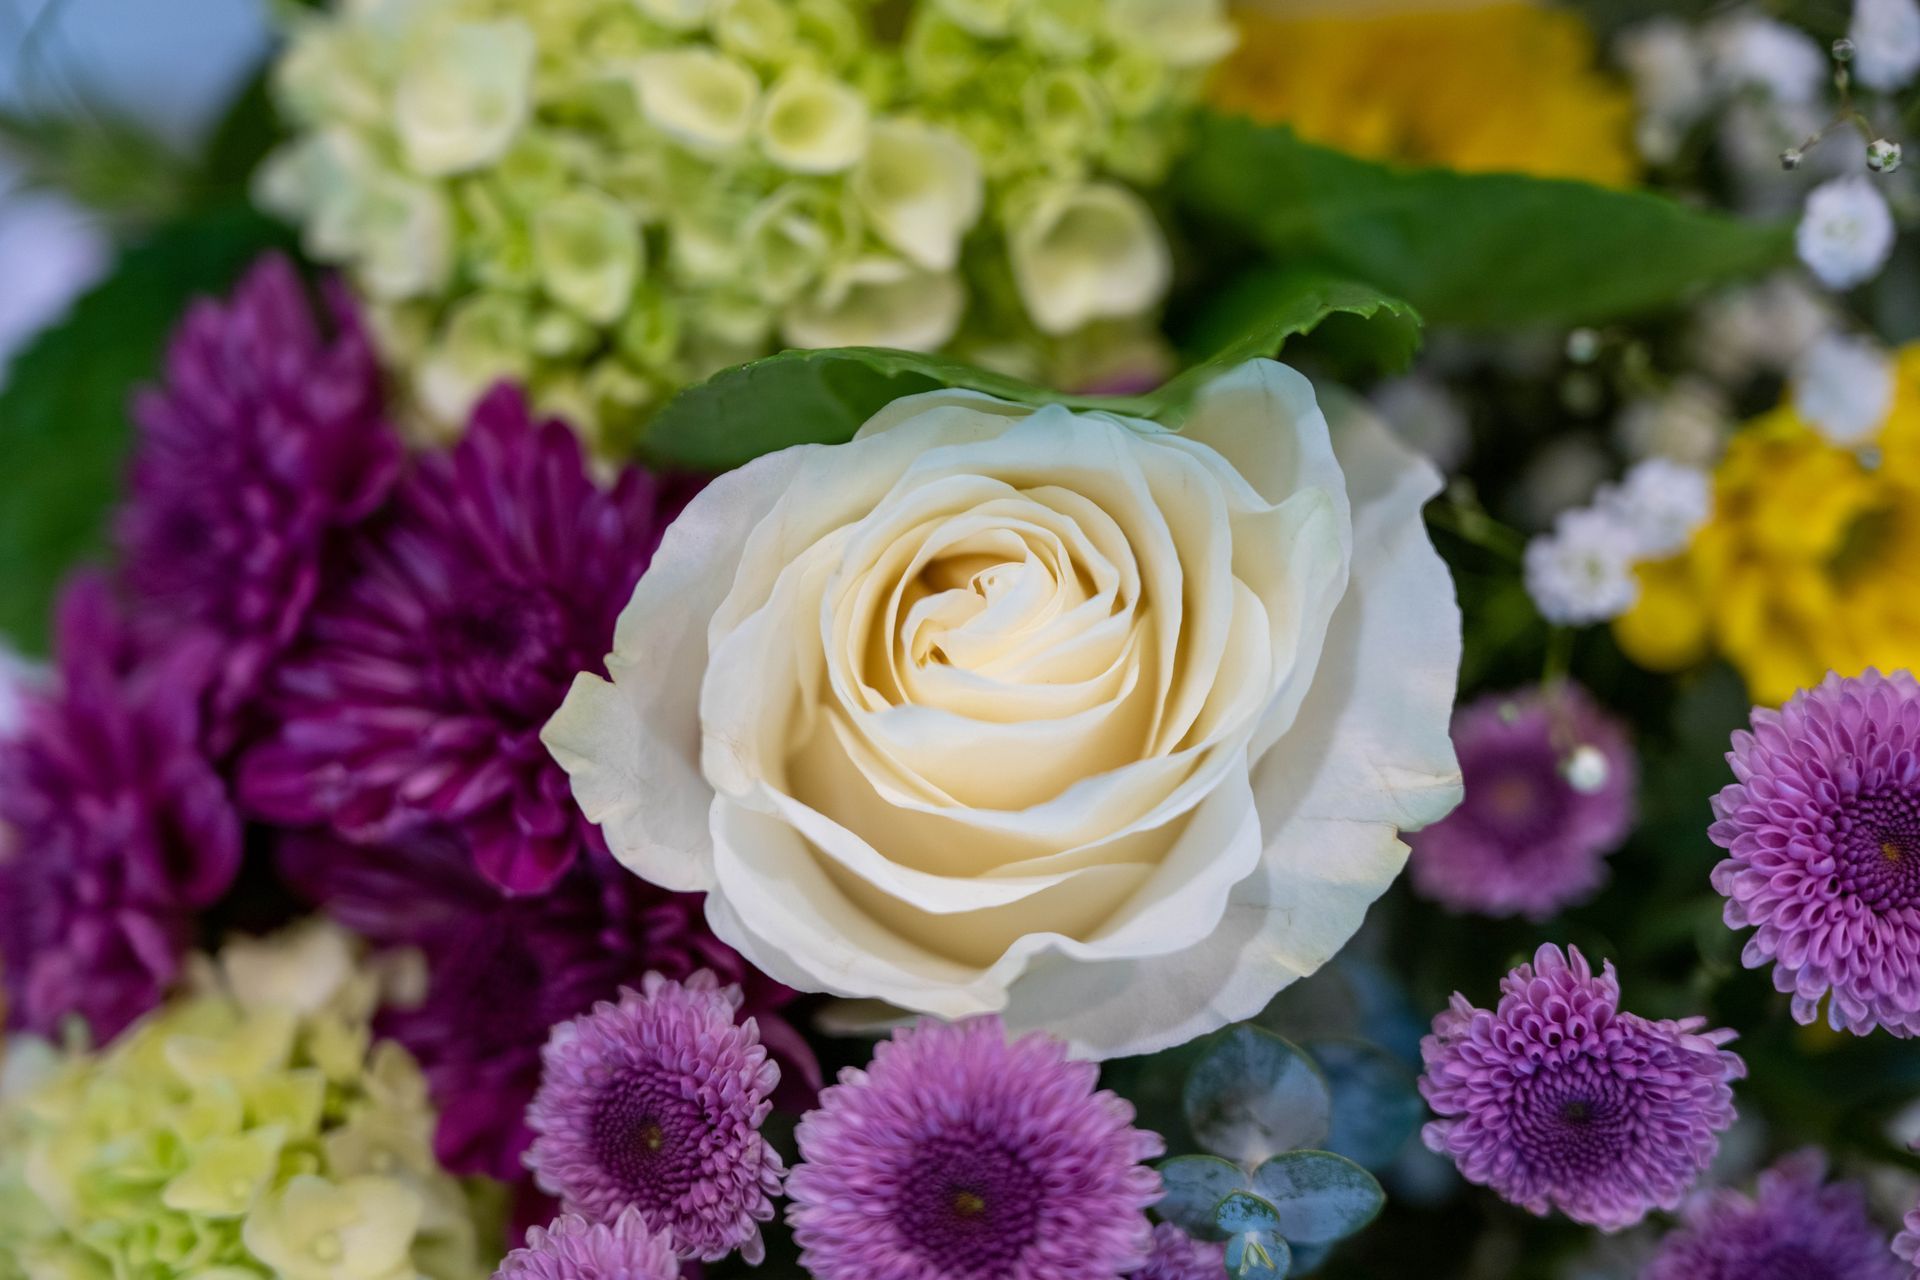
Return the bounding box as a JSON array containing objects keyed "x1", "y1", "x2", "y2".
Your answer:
[
  {"x1": 1409, "y1": 684, "x2": 1636, "y2": 919},
  {"x1": 787, "y1": 1016, "x2": 1165, "y2": 1280},
  {"x1": 1644, "y1": 1150, "x2": 1902, "y2": 1280},
  {"x1": 1419, "y1": 944, "x2": 1744, "y2": 1231},
  {"x1": 494, "y1": 1208, "x2": 678, "y2": 1280},
  {"x1": 1131, "y1": 1222, "x2": 1225, "y2": 1280},
  {"x1": 1710, "y1": 669, "x2": 1920, "y2": 1036},
  {"x1": 525, "y1": 971, "x2": 783, "y2": 1263}
]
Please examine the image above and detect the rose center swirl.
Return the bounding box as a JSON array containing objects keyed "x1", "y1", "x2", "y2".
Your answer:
[
  {"x1": 1830, "y1": 782, "x2": 1920, "y2": 912},
  {"x1": 894, "y1": 1131, "x2": 1045, "y2": 1274}
]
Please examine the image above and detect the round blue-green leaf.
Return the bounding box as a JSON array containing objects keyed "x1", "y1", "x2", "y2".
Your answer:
[
  {"x1": 1250, "y1": 1151, "x2": 1386, "y2": 1245},
  {"x1": 1226, "y1": 1228, "x2": 1292, "y2": 1279},
  {"x1": 1185, "y1": 1026, "x2": 1332, "y2": 1165},
  {"x1": 1214, "y1": 1191, "x2": 1280, "y2": 1237},
  {"x1": 1307, "y1": 1039, "x2": 1424, "y2": 1170},
  {"x1": 1154, "y1": 1154, "x2": 1247, "y2": 1239}
]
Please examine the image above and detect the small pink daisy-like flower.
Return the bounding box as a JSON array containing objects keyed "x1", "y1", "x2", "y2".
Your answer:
[
  {"x1": 494, "y1": 1208, "x2": 678, "y2": 1280},
  {"x1": 1419, "y1": 944, "x2": 1744, "y2": 1231},
  {"x1": 1710, "y1": 669, "x2": 1920, "y2": 1037},
  {"x1": 1409, "y1": 683, "x2": 1637, "y2": 919},
  {"x1": 1645, "y1": 1150, "x2": 1902, "y2": 1280},
  {"x1": 787, "y1": 1016, "x2": 1164, "y2": 1280},
  {"x1": 525, "y1": 971, "x2": 783, "y2": 1263},
  {"x1": 1131, "y1": 1222, "x2": 1225, "y2": 1280}
]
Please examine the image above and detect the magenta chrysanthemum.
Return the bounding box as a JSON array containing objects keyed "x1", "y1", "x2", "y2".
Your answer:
[
  {"x1": 118, "y1": 253, "x2": 400, "y2": 740},
  {"x1": 0, "y1": 577, "x2": 241, "y2": 1040},
  {"x1": 525, "y1": 971, "x2": 783, "y2": 1263},
  {"x1": 1419, "y1": 944, "x2": 1743, "y2": 1231},
  {"x1": 238, "y1": 384, "x2": 688, "y2": 893},
  {"x1": 280, "y1": 832, "x2": 814, "y2": 1183},
  {"x1": 1130, "y1": 1222, "x2": 1225, "y2": 1280},
  {"x1": 495, "y1": 1207, "x2": 678, "y2": 1280},
  {"x1": 1709, "y1": 669, "x2": 1920, "y2": 1036},
  {"x1": 787, "y1": 1016, "x2": 1164, "y2": 1280},
  {"x1": 1644, "y1": 1150, "x2": 1902, "y2": 1280},
  {"x1": 1409, "y1": 684, "x2": 1636, "y2": 919}
]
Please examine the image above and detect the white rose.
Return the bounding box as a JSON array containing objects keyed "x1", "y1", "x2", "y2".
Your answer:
[{"x1": 544, "y1": 361, "x2": 1463, "y2": 1058}]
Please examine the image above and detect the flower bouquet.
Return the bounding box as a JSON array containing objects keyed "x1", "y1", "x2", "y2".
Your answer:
[{"x1": 5, "y1": 1, "x2": 1920, "y2": 1278}]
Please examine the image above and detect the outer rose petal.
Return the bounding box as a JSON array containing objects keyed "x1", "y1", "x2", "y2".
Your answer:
[{"x1": 994, "y1": 394, "x2": 1462, "y2": 1055}]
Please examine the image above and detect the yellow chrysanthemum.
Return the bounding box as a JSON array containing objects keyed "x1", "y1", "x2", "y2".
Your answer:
[
  {"x1": 1208, "y1": 0, "x2": 1639, "y2": 186},
  {"x1": 1617, "y1": 346, "x2": 1920, "y2": 706}
]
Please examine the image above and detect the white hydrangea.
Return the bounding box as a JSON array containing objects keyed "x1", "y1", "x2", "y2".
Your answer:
[
  {"x1": 1596, "y1": 458, "x2": 1713, "y2": 560},
  {"x1": 1703, "y1": 12, "x2": 1828, "y2": 102},
  {"x1": 1614, "y1": 378, "x2": 1729, "y2": 467},
  {"x1": 1524, "y1": 508, "x2": 1643, "y2": 626},
  {"x1": 1852, "y1": 0, "x2": 1920, "y2": 91},
  {"x1": 1793, "y1": 332, "x2": 1896, "y2": 444},
  {"x1": 1797, "y1": 176, "x2": 1897, "y2": 289},
  {"x1": 1369, "y1": 375, "x2": 1471, "y2": 473}
]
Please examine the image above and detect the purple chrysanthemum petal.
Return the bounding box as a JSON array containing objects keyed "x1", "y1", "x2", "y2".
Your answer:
[
  {"x1": 1709, "y1": 668, "x2": 1920, "y2": 1037},
  {"x1": 280, "y1": 831, "x2": 816, "y2": 1184},
  {"x1": 0, "y1": 576, "x2": 241, "y2": 1040},
  {"x1": 1894, "y1": 1196, "x2": 1920, "y2": 1276},
  {"x1": 1644, "y1": 1149, "x2": 1901, "y2": 1280},
  {"x1": 494, "y1": 1207, "x2": 678, "y2": 1280},
  {"x1": 1130, "y1": 1222, "x2": 1225, "y2": 1280},
  {"x1": 237, "y1": 383, "x2": 690, "y2": 893},
  {"x1": 787, "y1": 1015, "x2": 1165, "y2": 1280},
  {"x1": 118, "y1": 254, "x2": 400, "y2": 744},
  {"x1": 525, "y1": 971, "x2": 784, "y2": 1263},
  {"x1": 1409, "y1": 683, "x2": 1636, "y2": 919},
  {"x1": 1418, "y1": 944, "x2": 1743, "y2": 1231}
]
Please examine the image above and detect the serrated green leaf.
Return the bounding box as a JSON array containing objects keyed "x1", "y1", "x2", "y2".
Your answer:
[
  {"x1": 1185, "y1": 1026, "x2": 1333, "y2": 1167},
  {"x1": 0, "y1": 207, "x2": 291, "y2": 651},
  {"x1": 1177, "y1": 114, "x2": 1792, "y2": 329},
  {"x1": 638, "y1": 275, "x2": 1418, "y2": 472},
  {"x1": 1249, "y1": 1151, "x2": 1386, "y2": 1246},
  {"x1": 1155, "y1": 1154, "x2": 1247, "y2": 1240}
]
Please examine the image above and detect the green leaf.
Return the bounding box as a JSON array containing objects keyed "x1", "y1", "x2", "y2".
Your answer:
[
  {"x1": 0, "y1": 207, "x2": 291, "y2": 651},
  {"x1": 1176, "y1": 113, "x2": 1793, "y2": 329},
  {"x1": 1184, "y1": 1026, "x2": 1333, "y2": 1167},
  {"x1": 639, "y1": 275, "x2": 1418, "y2": 472},
  {"x1": 1306, "y1": 1039, "x2": 1424, "y2": 1171},
  {"x1": 1154, "y1": 1154, "x2": 1248, "y2": 1240},
  {"x1": 1249, "y1": 1151, "x2": 1386, "y2": 1245}
]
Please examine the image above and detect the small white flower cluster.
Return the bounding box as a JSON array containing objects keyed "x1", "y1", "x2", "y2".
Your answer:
[
  {"x1": 1792, "y1": 332, "x2": 1896, "y2": 444},
  {"x1": 1851, "y1": 0, "x2": 1920, "y2": 91},
  {"x1": 1616, "y1": 12, "x2": 1825, "y2": 166},
  {"x1": 1798, "y1": 175, "x2": 1897, "y2": 290},
  {"x1": 1525, "y1": 458, "x2": 1712, "y2": 626}
]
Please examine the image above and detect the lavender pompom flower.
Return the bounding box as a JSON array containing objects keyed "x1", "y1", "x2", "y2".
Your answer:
[
  {"x1": 1644, "y1": 1150, "x2": 1902, "y2": 1280},
  {"x1": 239, "y1": 384, "x2": 687, "y2": 893},
  {"x1": 0, "y1": 576, "x2": 241, "y2": 1040},
  {"x1": 495, "y1": 1208, "x2": 678, "y2": 1280},
  {"x1": 526, "y1": 971, "x2": 784, "y2": 1263},
  {"x1": 1419, "y1": 944, "x2": 1744, "y2": 1231},
  {"x1": 1130, "y1": 1222, "x2": 1225, "y2": 1280},
  {"x1": 119, "y1": 253, "x2": 400, "y2": 739},
  {"x1": 280, "y1": 831, "x2": 814, "y2": 1183},
  {"x1": 1709, "y1": 669, "x2": 1920, "y2": 1036},
  {"x1": 787, "y1": 1016, "x2": 1164, "y2": 1280},
  {"x1": 1894, "y1": 1194, "x2": 1920, "y2": 1275},
  {"x1": 1409, "y1": 684, "x2": 1636, "y2": 919}
]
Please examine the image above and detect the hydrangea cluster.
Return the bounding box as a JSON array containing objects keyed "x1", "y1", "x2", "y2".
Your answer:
[
  {"x1": 0, "y1": 924, "x2": 484, "y2": 1280},
  {"x1": 1709, "y1": 669, "x2": 1920, "y2": 1037},
  {"x1": 1409, "y1": 684, "x2": 1637, "y2": 920},
  {"x1": 526, "y1": 972, "x2": 784, "y2": 1262},
  {"x1": 259, "y1": 0, "x2": 1233, "y2": 450},
  {"x1": 787, "y1": 1015, "x2": 1165, "y2": 1280},
  {"x1": 1643, "y1": 1150, "x2": 1902, "y2": 1280},
  {"x1": 1419, "y1": 945, "x2": 1744, "y2": 1230}
]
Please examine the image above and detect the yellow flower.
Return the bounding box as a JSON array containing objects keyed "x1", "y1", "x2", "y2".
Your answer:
[
  {"x1": 1616, "y1": 346, "x2": 1920, "y2": 706},
  {"x1": 1207, "y1": 0, "x2": 1638, "y2": 186}
]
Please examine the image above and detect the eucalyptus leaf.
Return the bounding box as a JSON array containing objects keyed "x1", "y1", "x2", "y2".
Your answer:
[
  {"x1": 1225, "y1": 1228, "x2": 1292, "y2": 1280},
  {"x1": 1307, "y1": 1039, "x2": 1425, "y2": 1170},
  {"x1": 1176, "y1": 114, "x2": 1792, "y2": 329},
  {"x1": 1249, "y1": 1151, "x2": 1387, "y2": 1245},
  {"x1": 1185, "y1": 1026, "x2": 1333, "y2": 1166},
  {"x1": 638, "y1": 275, "x2": 1418, "y2": 471},
  {"x1": 1154, "y1": 1154, "x2": 1248, "y2": 1240},
  {"x1": 1215, "y1": 1191, "x2": 1281, "y2": 1237}
]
